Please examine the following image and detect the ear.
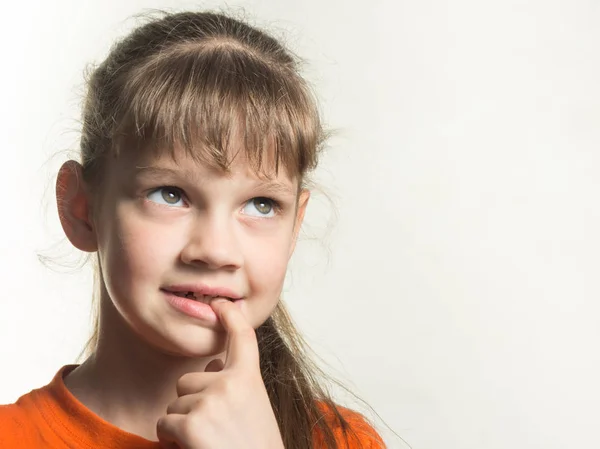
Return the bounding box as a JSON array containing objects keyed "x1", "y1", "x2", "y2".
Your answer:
[
  {"x1": 56, "y1": 160, "x2": 98, "y2": 252},
  {"x1": 288, "y1": 189, "x2": 310, "y2": 258}
]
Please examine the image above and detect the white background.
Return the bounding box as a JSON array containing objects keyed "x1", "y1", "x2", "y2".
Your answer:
[{"x1": 1, "y1": 1, "x2": 599, "y2": 448}]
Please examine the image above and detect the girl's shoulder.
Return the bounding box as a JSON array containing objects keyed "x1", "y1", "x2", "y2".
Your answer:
[
  {"x1": 315, "y1": 401, "x2": 387, "y2": 448},
  {"x1": 0, "y1": 366, "x2": 78, "y2": 448},
  {"x1": 0, "y1": 389, "x2": 46, "y2": 446}
]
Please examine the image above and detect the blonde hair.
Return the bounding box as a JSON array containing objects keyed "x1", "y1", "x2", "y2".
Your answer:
[{"x1": 76, "y1": 9, "x2": 381, "y2": 448}]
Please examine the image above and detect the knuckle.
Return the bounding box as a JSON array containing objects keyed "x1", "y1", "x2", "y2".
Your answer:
[
  {"x1": 217, "y1": 377, "x2": 236, "y2": 396},
  {"x1": 175, "y1": 377, "x2": 188, "y2": 395},
  {"x1": 192, "y1": 394, "x2": 222, "y2": 419},
  {"x1": 181, "y1": 418, "x2": 196, "y2": 441},
  {"x1": 195, "y1": 380, "x2": 229, "y2": 405},
  {"x1": 215, "y1": 375, "x2": 241, "y2": 401},
  {"x1": 176, "y1": 373, "x2": 197, "y2": 395},
  {"x1": 193, "y1": 396, "x2": 207, "y2": 412},
  {"x1": 156, "y1": 416, "x2": 166, "y2": 431}
]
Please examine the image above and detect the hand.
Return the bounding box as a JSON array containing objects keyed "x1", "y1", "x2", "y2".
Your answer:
[{"x1": 156, "y1": 300, "x2": 284, "y2": 449}]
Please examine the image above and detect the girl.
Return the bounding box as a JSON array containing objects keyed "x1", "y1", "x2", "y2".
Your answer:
[{"x1": 0, "y1": 10, "x2": 386, "y2": 449}]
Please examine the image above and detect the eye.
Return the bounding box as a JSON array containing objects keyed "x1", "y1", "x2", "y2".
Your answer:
[
  {"x1": 242, "y1": 197, "x2": 278, "y2": 218},
  {"x1": 147, "y1": 186, "x2": 186, "y2": 207}
]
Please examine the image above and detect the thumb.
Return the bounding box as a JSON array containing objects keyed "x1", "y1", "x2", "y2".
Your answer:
[{"x1": 204, "y1": 358, "x2": 225, "y2": 372}]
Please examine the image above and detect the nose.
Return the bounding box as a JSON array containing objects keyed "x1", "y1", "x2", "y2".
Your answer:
[{"x1": 180, "y1": 213, "x2": 243, "y2": 270}]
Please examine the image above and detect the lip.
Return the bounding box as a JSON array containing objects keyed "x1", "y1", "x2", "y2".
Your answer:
[
  {"x1": 162, "y1": 283, "x2": 243, "y2": 300},
  {"x1": 161, "y1": 289, "x2": 244, "y2": 323}
]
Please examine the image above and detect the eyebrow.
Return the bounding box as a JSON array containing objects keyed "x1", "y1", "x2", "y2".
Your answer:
[
  {"x1": 134, "y1": 165, "x2": 297, "y2": 197},
  {"x1": 252, "y1": 179, "x2": 297, "y2": 197},
  {"x1": 134, "y1": 166, "x2": 202, "y2": 183}
]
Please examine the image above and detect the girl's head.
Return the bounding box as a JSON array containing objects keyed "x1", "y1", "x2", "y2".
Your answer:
[
  {"x1": 55, "y1": 11, "x2": 377, "y2": 448},
  {"x1": 57, "y1": 11, "x2": 325, "y2": 358}
]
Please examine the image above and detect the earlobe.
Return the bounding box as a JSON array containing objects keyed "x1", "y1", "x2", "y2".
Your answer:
[
  {"x1": 288, "y1": 189, "x2": 310, "y2": 258},
  {"x1": 56, "y1": 160, "x2": 98, "y2": 252}
]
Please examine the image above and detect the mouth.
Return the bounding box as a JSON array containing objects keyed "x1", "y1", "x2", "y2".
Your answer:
[
  {"x1": 162, "y1": 289, "x2": 237, "y2": 303},
  {"x1": 161, "y1": 287, "x2": 241, "y2": 322},
  {"x1": 177, "y1": 292, "x2": 235, "y2": 302}
]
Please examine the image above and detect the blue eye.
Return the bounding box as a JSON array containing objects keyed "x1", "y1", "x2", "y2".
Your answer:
[
  {"x1": 147, "y1": 187, "x2": 185, "y2": 207},
  {"x1": 243, "y1": 197, "x2": 278, "y2": 217}
]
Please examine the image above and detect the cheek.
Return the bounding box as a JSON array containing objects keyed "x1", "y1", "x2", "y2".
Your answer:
[
  {"x1": 244, "y1": 227, "x2": 293, "y2": 296},
  {"x1": 98, "y1": 204, "x2": 182, "y2": 291},
  {"x1": 242, "y1": 233, "x2": 291, "y2": 329}
]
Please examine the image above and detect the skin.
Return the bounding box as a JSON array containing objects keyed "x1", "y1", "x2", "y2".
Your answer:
[{"x1": 56, "y1": 144, "x2": 309, "y2": 446}]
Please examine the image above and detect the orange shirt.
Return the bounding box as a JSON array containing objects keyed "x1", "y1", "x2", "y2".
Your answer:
[{"x1": 0, "y1": 365, "x2": 385, "y2": 448}]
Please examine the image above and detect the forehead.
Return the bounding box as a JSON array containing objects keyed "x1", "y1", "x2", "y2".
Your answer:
[{"x1": 114, "y1": 142, "x2": 298, "y2": 187}]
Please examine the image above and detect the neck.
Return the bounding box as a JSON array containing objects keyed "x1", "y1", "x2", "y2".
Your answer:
[{"x1": 64, "y1": 292, "x2": 225, "y2": 441}]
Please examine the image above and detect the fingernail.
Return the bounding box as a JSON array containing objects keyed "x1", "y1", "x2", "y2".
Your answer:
[{"x1": 211, "y1": 298, "x2": 229, "y2": 307}]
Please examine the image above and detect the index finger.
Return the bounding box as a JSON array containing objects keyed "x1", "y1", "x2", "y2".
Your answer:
[{"x1": 211, "y1": 299, "x2": 259, "y2": 369}]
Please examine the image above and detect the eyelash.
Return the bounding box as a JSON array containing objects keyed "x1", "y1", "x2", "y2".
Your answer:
[{"x1": 146, "y1": 185, "x2": 284, "y2": 216}]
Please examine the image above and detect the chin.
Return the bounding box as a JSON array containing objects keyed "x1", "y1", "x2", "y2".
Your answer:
[{"x1": 138, "y1": 323, "x2": 229, "y2": 359}]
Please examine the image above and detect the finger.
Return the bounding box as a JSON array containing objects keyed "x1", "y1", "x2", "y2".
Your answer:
[
  {"x1": 166, "y1": 393, "x2": 203, "y2": 415},
  {"x1": 156, "y1": 413, "x2": 186, "y2": 447},
  {"x1": 204, "y1": 358, "x2": 224, "y2": 372},
  {"x1": 176, "y1": 371, "x2": 219, "y2": 397},
  {"x1": 211, "y1": 299, "x2": 259, "y2": 369}
]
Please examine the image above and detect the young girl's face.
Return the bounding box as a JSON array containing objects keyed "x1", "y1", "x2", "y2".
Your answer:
[{"x1": 91, "y1": 145, "x2": 308, "y2": 357}]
